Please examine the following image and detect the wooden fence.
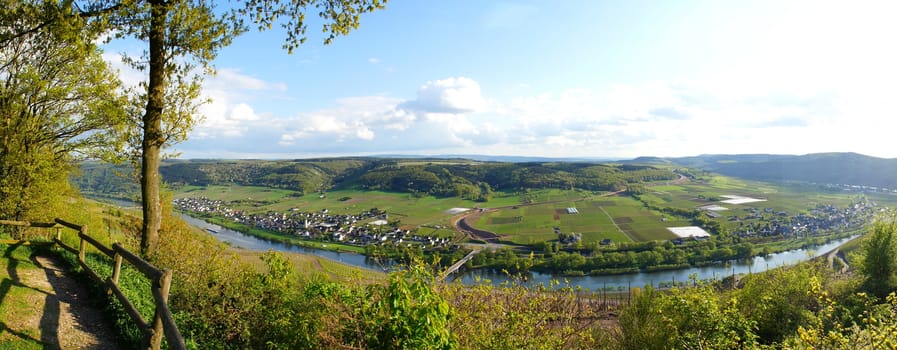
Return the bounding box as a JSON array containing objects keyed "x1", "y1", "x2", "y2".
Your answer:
[{"x1": 0, "y1": 218, "x2": 185, "y2": 350}]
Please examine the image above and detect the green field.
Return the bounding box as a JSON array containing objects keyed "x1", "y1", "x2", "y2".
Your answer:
[
  {"x1": 178, "y1": 186, "x2": 485, "y2": 228},
  {"x1": 636, "y1": 177, "x2": 897, "y2": 232},
  {"x1": 474, "y1": 194, "x2": 684, "y2": 244},
  {"x1": 174, "y1": 174, "x2": 897, "y2": 248}
]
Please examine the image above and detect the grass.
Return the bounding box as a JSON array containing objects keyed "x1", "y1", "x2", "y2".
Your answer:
[
  {"x1": 234, "y1": 249, "x2": 386, "y2": 284},
  {"x1": 173, "y1": 176, "x2": 897, "y2": 249},
  {"x1": 0, "y1": 243, "x2": 43, "y2": 349},
  {"x1": 178, "y1": 186, "x2": 493, "y2": 231},
  {"x1": 473, "y1": 194, "x2": 682, "y2": 244}
]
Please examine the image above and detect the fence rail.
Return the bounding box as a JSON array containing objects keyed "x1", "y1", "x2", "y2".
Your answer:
[{"x1": 0, "y1": 218, "x2": 184, "y2": 350}]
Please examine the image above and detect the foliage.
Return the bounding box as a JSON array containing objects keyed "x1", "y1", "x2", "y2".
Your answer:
[
  {"x1": 0, "y1": 4, "x2": 125, "y2": 228},
  {"x1": 5, "y1": 0, "x2": 387, "y2": 256},
  {"x1": 27, "y1": 196, "x2": 897, "y2": 349},
  {"x1": 75, "y1": 158, "x2": 677, "y2": 203},
  {"x1": 618, "y1": 283, "x2": 758, "y2": 349},
  {"x1": 860, "y1": 211, "x2": 897, "y2": 298},
  {"x1": 442, "y1": 279, "x2": 607, "y2": 349},
  {"x1": 359, "y1": 162, "x2": 675, "y2": 195},
  {"x1": 786, "y1": 282, "x2": 897, "y2": 349},
  {"x1": 733, "y1": 262, "x2": 823, "y2": 343},
  {"x1": 362, "y1": 264, "x2": 453, "y2": 349}
]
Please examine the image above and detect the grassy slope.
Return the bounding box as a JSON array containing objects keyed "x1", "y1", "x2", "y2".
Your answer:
[
  {"x1": 76, "y1": 196, "x2": 383, "y2": 284},
  {"x1": 233, "y1": 249, "x2": 386, "y2": 284}
]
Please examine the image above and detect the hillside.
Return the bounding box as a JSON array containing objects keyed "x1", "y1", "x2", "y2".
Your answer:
[
  {"x1": 632, "y1": 152, "x2": 897, "y2": 190},
  {"x1": 73, "y1": 158, "x2": 677, "y2": 200},
  {"x1": 74, "y1": 153, "x2": 897, "y2": 198}
]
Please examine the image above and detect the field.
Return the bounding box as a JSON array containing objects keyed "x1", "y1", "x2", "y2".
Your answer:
[
  {"x1": 474, "y1": 195, "x2": 687, "y2": 244},
  {"x1": 638, "y1": 177, "x2": 897, "y2": 231},
  {"x1": 176, "y1": 185, "x2": 494, "y2": 228},
  {"x1": 174, "y1": 175, "x2": 897, "y2": 248}
]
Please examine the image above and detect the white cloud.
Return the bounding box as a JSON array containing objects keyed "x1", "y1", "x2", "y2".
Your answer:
[
  {"x1": 277, "y1": 96, "x2": 403, "y2": 145},
  {"x1": 229, "y1": 103, "x2": 260, "y2": 121},
  {"x1": 368, "y1": 57, "x2": 380, "y2": 64},
  {"x1": 401, "y1": 77, "x2": 486, "y2": 114},
  {"x1": 195, "y1": 69, "x2": 286, "y2": 138},
  {"x1": 102, "y1": 50, "x2": 285, "y2": 140},
  {"x1": 177, "y1": 73, "x2": 897, "y2": 159}
]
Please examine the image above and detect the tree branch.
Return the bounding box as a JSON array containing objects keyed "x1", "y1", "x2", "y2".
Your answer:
[{"x1": 0, "y1": 3, "x2": 123, "y2": 45}]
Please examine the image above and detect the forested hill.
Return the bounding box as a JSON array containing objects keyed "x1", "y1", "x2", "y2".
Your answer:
[
  {"x1": 640, "y1": 152, "x2": 897, "y2": 189},
  {"x1": 73, "y1": 158, "x2": 677, "y2": 200}
]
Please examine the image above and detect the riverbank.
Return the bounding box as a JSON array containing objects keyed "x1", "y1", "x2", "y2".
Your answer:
[
  {"x1": 180, "y1": 211, "x2": 366, "y2": 254},
  {"x1": 183, "y1": 207, "x2": 864, "y2": 280},
  {"x1": 184, "y1": 211, "x2": 859, "y2": 291},
  {"x1": 231, "y1": 248, "x2": 386, "y2": 283}
]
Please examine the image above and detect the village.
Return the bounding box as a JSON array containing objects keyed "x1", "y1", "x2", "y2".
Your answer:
[
  {"x1": 172, "y1": 197, "x2": 452, "y2": 248},
  {"x1": 726, "y1": 200, "x2": 878, "y2": 238}
]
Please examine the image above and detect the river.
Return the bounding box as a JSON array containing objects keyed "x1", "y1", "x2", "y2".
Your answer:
[
  {"x1": 95, "y1": 197, "x2": 856, "y2": 289},
  {"x1": 176, "y1": 211, "x2": 855, "y2": 290}
]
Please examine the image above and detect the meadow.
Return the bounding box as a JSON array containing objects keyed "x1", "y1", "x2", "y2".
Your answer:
[{"x1": 173, "y1": 175, "x2": 897, "y2": 249}]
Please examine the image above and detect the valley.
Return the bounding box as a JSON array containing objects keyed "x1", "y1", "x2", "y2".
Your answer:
[{"x1": 81, "y1": 156, "x2": 893, "y2": 278}]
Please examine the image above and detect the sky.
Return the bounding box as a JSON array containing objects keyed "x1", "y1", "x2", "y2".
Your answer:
[{"x1": 104, "y1": 0, "x2": 897, "y2": 160}]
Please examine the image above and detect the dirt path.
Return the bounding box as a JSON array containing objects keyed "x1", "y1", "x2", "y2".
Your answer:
[
  {"x1": 452, "y1": 209, "x2": 502, "y2": 242},
  {"x1": 599, "y1": 206, "x2": 634, "y2": 241},
  {"x1": 2, "y1": 250, "x2": 119, "y2": 349}
]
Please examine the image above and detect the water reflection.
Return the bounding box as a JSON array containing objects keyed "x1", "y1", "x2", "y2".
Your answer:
[
  {"x1": 178, "y1": 214, "x2": 393, "y2": 272},
  {"x1": 179, "y1": 212, "x2": 855, "y2": 289}
]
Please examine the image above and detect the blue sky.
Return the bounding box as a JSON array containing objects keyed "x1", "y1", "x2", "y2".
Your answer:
[{"x1": 105, "y1": 0, "x2": 897, "y2": 159}]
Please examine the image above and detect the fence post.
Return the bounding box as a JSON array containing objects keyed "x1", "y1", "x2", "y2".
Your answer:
[
  {"x1": 148, "y1": 269, "x2": 173, "y2": 350},
  {"x1": 78, "y1": 226, "x2": 87, "y2": 263},
  {"x1": 111, "y1": 244, "x2": 123, "y2": 294}
]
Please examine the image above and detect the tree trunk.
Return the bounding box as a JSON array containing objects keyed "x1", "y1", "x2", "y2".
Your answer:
[{"x1": 140, "y1": 0, "x2": 168, "y2": 257}]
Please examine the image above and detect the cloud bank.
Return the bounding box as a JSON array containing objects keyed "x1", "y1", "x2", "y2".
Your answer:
[{"x1": 175, "y1": 73, "x2": 894, "y2": 159}]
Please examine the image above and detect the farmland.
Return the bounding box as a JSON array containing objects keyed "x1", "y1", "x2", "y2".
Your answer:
[
  {"x1": 175, "y1": 185, "x2": 495, "y2": 229},
  {"x1": 472, "y1": 195, "x2": 687, "y2": 245},
  {"x1": 172, "y1": 173, "x2": 897, "y2": 252}
]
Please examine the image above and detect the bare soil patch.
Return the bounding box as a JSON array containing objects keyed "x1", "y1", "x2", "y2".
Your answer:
[
  {"x1": 615, "y1": 217, "x2": 634, "y2": 224},
  {"x1": 553, "y1": 209, "x2": 565, "y2": 220}
]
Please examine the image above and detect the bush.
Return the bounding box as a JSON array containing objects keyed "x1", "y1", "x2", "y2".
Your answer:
[{"x1": 618, "y1": 283, "x2": 758, "y2": 349}]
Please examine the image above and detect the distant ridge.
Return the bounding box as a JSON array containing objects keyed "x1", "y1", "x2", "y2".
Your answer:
[
  {"x1": 372, "y1": 154, "x2": 621, "y2": 163},
  {"x1": 626, "y1": 152, "x2": 897, "y2": 189},
  {"x1": 77, "y1": 152, "x2": 897, "y2": 195}
]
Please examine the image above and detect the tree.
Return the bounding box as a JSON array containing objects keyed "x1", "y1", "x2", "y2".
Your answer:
[
  {"x1": 8, "y1": 0, "x2": 386, "y2": 255},
  {"x1": 861, "y1": 211, "x2": 897, "y2": 298},
  {"x1": 0, "y1": 6, "x2": 126, "y2": 230}
]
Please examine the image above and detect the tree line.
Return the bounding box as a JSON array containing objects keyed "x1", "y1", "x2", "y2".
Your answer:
[
  {"x1": 73, "y1": 158, "x2": 677, "y2": 202},
  {"x1": 358, "y1": 162, "x2": 676, "y2": 200}
]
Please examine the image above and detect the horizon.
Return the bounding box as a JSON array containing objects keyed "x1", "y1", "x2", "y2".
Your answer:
[
  {"x1": 102, "y1": 1, "x2": 897, "y2": 159},
  {"x1": 117, "y1": 150, "x2": 894, "y2": 162}
]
